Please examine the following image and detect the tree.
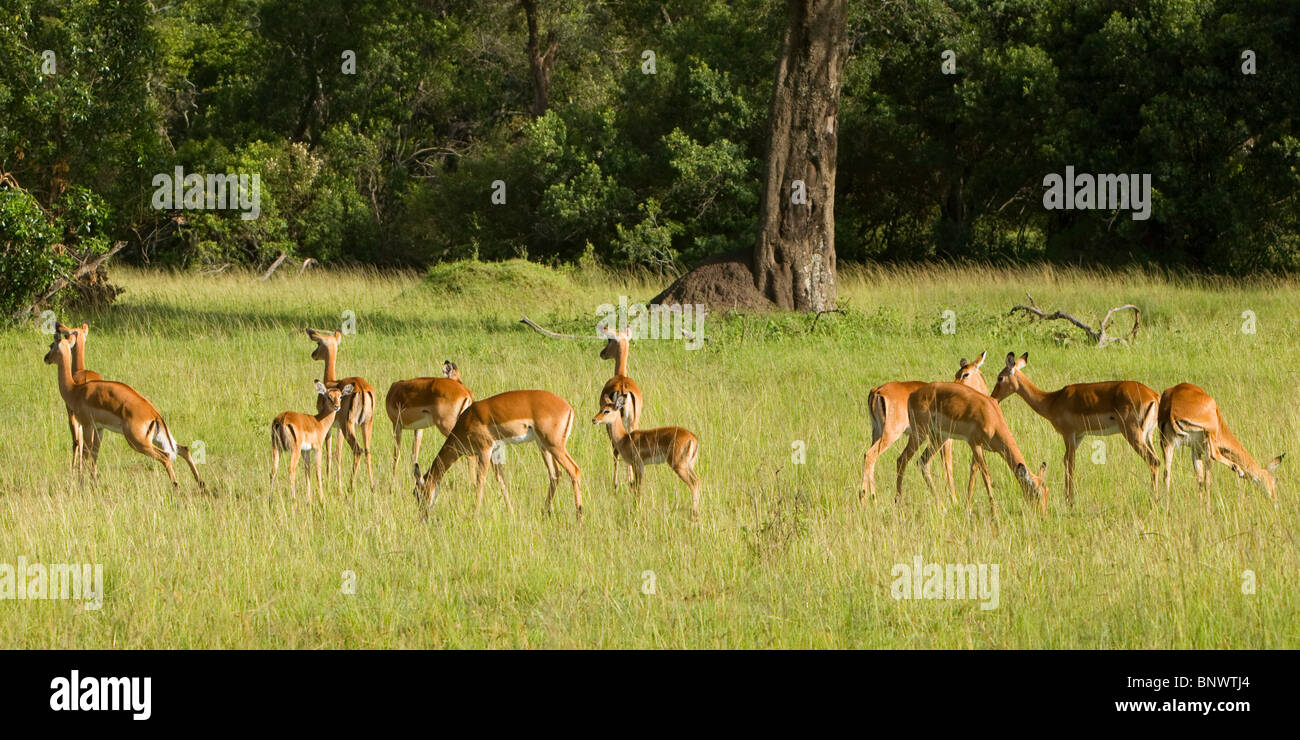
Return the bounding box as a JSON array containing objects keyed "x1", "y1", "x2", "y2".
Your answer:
[
  {"x1": 752, "y1": 0, "x2": 848, "y2": 311},
  {"x1": 521, "y1": 0, "x2": 559, "y2": 118}
]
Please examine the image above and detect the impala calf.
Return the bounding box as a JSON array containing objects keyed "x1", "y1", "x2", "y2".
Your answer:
[
  {"x1": 271, "y1": 381, "x2": 354, "y2": 502},
  {"x1": 306, "y1": 328, "x2": 376, "y2": 490},
  {"x1": 412, "y1": 390, "x2": 582, "y2": 519},
  {"x1": 898, "y1": 382, "x2": 1049, "y2": 516},
  {"x1": 44, "y1": 331, "x2": 203, "y2": 490},
  {"x1": 593, "y1": 392, "x2": 701, "y2": 520},
  {"x1": 384, "y1": 359, "x2": 473, "y2": 482},
  {"x1": 861, "y1": 351, "x2": 988, "y2": 503},
  {"x1": 598, "y1": 325, "x2": 644, "y2": 488},
  {"x1": 992, "y1": 352, "x2": 1159, "y2": 505},
  {"x1": 1158, "y1": 383, "x2": 1282, "y2": 502}
]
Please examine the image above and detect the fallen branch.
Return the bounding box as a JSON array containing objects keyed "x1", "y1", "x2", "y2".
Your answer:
[
  {"x1": 17, "y1": 240, "x2": 126, "y2": 321},
  {"x1": 258, "y1": 251, "x2": 288, "y2": 281},
  {"x1": 519, "y1": 315, "x2": 603, "y2": 341},
  {"x1": 810, "y1": 308, "x2": 845, "y2": 331},
  {"x1": 1009, "y1": 293, "x2": 1139, "y2": 347},
  {"x1": 298, "y1": 257, "x2": 319, "y2": 275}
]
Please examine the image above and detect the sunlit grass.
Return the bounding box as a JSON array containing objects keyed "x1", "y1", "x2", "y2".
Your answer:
[{"x1": 1, "y1": 263, "x2": 1297, "y2": 647}]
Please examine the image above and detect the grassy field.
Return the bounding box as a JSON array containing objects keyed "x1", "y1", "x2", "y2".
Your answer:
[{"x1": 2, "y1": 262, "x2": 1298, "y2": 648}]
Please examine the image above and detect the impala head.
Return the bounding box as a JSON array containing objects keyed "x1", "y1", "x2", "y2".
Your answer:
[
  {"x1": 598, "y1": 324, "x2": 629, "y2": 360},
  {"x1": 592, "y1": 392, "x2": 627, "y2": 426},
  {"x1": 315, "y1": 379, "x2": 353, "y2": 411},
  {"x1": 955, "y1": 351, "x2": 988, "y2": 393},
  {"x1": 411, "y1": 462, "x2": 437, "y2": 509},
  {"x1": 306, "y1": 328, "x2": 342, "y2": 361},
  {"x1": 442, "y1": 360, "x2": 460, "y2": 382},
  {"x1": 1016, "y1": 461, "x2": 1050, "y2": 512},
  {"x1": 44, "y1": 330, "x2": 74, "y2": 365},
  {"x1": 1258, "y1": 454, "x2": 1284, "y2": 499},
  {"x1": 54, "y1": 321, "x2": 89, "y2": 344},
  {"x1": 992, "y1": 352, "x2": 1030, "y2": 401}
]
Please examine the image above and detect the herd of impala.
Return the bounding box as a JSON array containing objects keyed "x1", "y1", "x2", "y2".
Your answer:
[
  {"x1": 42, "y1": 318, "x2": 1282, "y2": 520},
  {"x1": 42, "y1": 320, "x2": 701, "y2": 521}
]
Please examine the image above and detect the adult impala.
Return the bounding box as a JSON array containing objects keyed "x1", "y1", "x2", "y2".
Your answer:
[
  {"x1": 896, "y1": 382, "x2": 1049, "y2": 516},
  {"x1": 54, "y1": 321, "x2": 102, "y2": 468},
  {"x1": 385, "y1": 359, "x2": 473, "y2": 482},
  {"x1": 861, "y1": 351, "x2": 988, "y2": 503},
  {"x1": 991, "y1": 352, "x2": 1160, "y2": 505},
  {"x1": 598, "y1": 325, "x2": 643, "y2": 489},
  {"x1": 271, "y1": 380, "x2": 354, "y2": 501},
  {"x1": 412, "y1": 389, "x2": 582, "y2": 519},
  {"x1": 593, "y1": 391, "x2": 701, "y2": 520},
  {"x1": 306, "y1": 328, "x2": 376, "y2": 490},
  {"x1": 44, "y1": 331, "x2": 203, "y2": 489},
  {"x1": 1158, "y1": 383, "x2": 1282, "y2": 502}
]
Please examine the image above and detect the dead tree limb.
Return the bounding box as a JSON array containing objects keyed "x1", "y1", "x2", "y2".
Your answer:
[
  {"x1": 519, "y1": 315, "x2": 604, "y2": 341},
  {"x1": 1009, "y1": 293, "x2": 1139, "y2": 347},
  {"x1": 258, "y1": 251, "x2": 288, "y2": 281},
  {"x1": 17, "y1": 240, "x2": 126, "y2": 321},
  {"x1": 298, "y1": 257, "x2": 319, "y2": 275}
]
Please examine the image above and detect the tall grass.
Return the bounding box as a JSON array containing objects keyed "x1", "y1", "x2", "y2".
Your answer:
[{"x1": 1, "y1": 263, "x2": 1297, "y2": 647}]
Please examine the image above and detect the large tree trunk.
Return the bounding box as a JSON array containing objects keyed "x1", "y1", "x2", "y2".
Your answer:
[
  {"x1": 753, "y1": 0, "x2": 847, "y2": 312},
  {"x1": 521, "y1": 0, "x2": 559, "y2": 118}
]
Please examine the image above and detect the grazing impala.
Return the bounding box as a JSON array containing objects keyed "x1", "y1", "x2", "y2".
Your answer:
[
  {"x1": 861, "y1": 351, "x2": 988, "y2": 503},
  {"x1": 306, "y1": 328, "x2": 376, "y2": 490},
  {"x1": 897, "y1": 382, "x2": 1049, "y2": 515},
  {"x1": 44, "y1": 331, "x2": 203, "y2": 489},
  {"x1": 271, "y1": 381, "x2": 354, "y2": 501},
  {"x1": 54, "y1": 321, "x2": 103, "y2": 467},
  {"x1": 411, "y1": 390, "x2": 582, "y2": 519},
  {"x1": 385, "y1": 359, "x2": 473, "y2": 482},
  {"x1": 1158, "y1": 383, "x2": 1282, "y2": 502},
  {"x1": 593, "y1": 391, "x2": 701, "y2": 520},
  {"x1": 991, "y1": 352, "x2": 1160, "y2": 505},
  {"x1": 598, "y1": 325, "x2": 643, "y2": 488}
]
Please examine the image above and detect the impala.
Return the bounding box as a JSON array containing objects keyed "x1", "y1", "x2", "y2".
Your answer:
[
  {"x1": 271, "y1": 380, "x2": 354, "y2": 501},
  {"x1": 897, "y1": 382, "x2": 1050, "y2": 515},
  {"x1": 54, "y1": 321, "x2": 102, "y2": 468},
  {"x1": 1158, "y1": 383, "x2": 1282, "y2": 501},
  {"x1": 593, "y1": 391, "x2": 701, "y2": 520},
  {"x1": 598, "y1": 325, "x2": 643, "y2": 488},
  {"x1": 411, "y1": 389, "x2": 582, "y2": 519},
  {"x1": 861, "y1": 351, "x2": 988, "y2": 503},
  {"x1": 44, "y1": 331, "x2": 203, "y2": 489},
  {"x1": 306, "y1": 328, "x2": 376, "y2": 490},
  {"x1": 384, "y1": 358, "x2": 474, "y2": 483},
  {"x1": 991, "y1": 352, "x2": 1160, "y2": 505}
]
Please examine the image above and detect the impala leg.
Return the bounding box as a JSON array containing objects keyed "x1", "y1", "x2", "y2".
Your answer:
[
  {"x1": 541, "y1": 449, "x2": 560, "y2": 515},
  {"x1": 125, "y1": 431, "x2": 180, "y2": 489},
  {"x1": 918, "y1": 442, "x2": 941, "y2": 504},
  {"x1": 473, "y1": 449, "x2": 491, "y2": 514},
  {"x1": 674, "y1": 462, "x2": 701, "y2": 522},
  {"x1": 971, "y1": 446, "x2": 996, "y2": 519},
  {"x1": 1062, "y1": 434, "x2": 1080, "y2": 508},
  {"x1": 288, "y1": 447, "x2": 301, "y2": 501},
  {"x1": 177, "y1": 445, "x2": 204, "y2": 491},
  {"x1": 391, "y1": 421, "x2": 403, "y2": 482},
  {"x1": 965, "y1": 456, "x2": 979, "y2": 512},
  {"x1": 895, "y1": 433, "x2": 921, "y2": 504},
  {"x1": 270, "y1": 444, "x2": 281, "y2": 495},
  {"x1": 861, "y1": 423, "x2": 902, "y2": 504},
  {"x1": 1120, "y1": 423, "x2": 1161, "y2": 499},
  {"x1": 550, "y1": 447, "x2": 582, "y2": 520},
  {"x1": 362, "y1": 414, "x2": 375, "y2": 489},
  {"x1": 940, "y1": 439, "x2": 958, "y2": 505},
  {"x1": 492, "y1": 456, "x2": 513, "y2": 514},
  {"x1": 1160, "y1": 432, "x2": 1176, "y2": 499}
]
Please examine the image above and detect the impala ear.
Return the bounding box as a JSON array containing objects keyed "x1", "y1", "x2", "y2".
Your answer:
[
  {"x1": 1038, "y1": 461, "x2": 1048, "y2": 478},
  {"x1": 960, "y1": 357, "x2": 968, "y2": 367},
  {"x1": 1015, "y1": 463, "x2": 1028, "y2": 481},
  {"x1": 314, "y1": 380, "x2": 327, "y2": 395},
  {"x1": 342, "y1": 383, "x2": 354, "y2": 395},
  {"x1": 1267, "y1": 454, "x2": 1285, "y2": 472},
  {"x1": 1005, "y1": 352, "x2": 1016, "y2": 368},
  {"x1": 975, "y1": 351, "x2": 986, "y2": 368},
  {"x1": 1019, "y1": 352, "x2": 1029, "y2": 365}
]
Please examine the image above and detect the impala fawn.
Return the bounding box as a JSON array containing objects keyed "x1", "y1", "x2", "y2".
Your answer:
[
  {"x1": 271, "y1": 380, "x2": 354, "y2": 502},
  {"x1": 593, "y1": 391, "x2": 701, "y2": 520}
]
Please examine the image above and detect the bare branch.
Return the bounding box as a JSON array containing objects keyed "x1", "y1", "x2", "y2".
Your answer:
[
  {"x1": 258, "y1": 251, "x2": 288, "y2": 281},
  {"x1": 17, "y1": 241, "x2": 127, "y2": 321},
  {"x1": 1008, "y1": 293, "x2": 1139, "y2": 347},
  {"x1": 519, "y1": 315, "x2": 603, "y2": 341}
]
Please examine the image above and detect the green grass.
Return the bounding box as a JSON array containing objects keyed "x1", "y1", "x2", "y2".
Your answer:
[{"x1": 2, "y1": 262, "x2": 1298, "y2": 648}]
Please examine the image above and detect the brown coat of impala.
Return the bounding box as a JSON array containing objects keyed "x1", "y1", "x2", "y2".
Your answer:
[
  {"x1": 593, "y1": 391, "x2": 701, "y2": 520},
  {"x1": 1158, "y1": 383, "x2": 1282, "y2": 501},
  {"x1": 897, "y1": 382, "x2": 1049, "y2": 516},
  {"x1": 44, "y1": 331, "x2": 203, "y2": 489},
  {"x1": 54, "y1": 321, "x2": 103, "y2": 467},
  {"x1": 991, "y1": 352, "x2": 1160, "y2": 505},
  {"x1": 861, "y1": 351, "x2": 989, "y2": 503},
  {"x1": 306, "y1": 328, "x2": 376, "y2": 490},
  {"x1": 412, "y1": 389, "x2": 582, "y2": 519},
  {"x1": 385, "y1": 359, "x2": 473, "y2": 482},
  {"x1": 272, "y1": 381, "x2": 354, "y2": 502},
  {"x1": 598, "y1": 326, "x2": 643, "y2": 488}
]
